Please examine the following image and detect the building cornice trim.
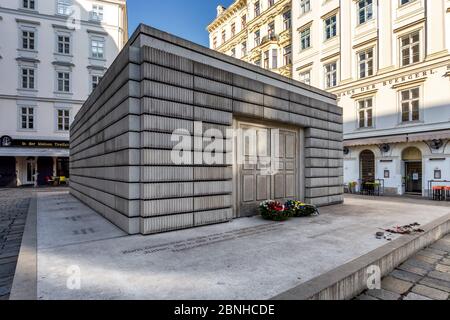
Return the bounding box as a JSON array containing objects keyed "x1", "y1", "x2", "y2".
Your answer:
[
  {"x1": 351, "y1": 89, "x2": 378, "y2": 99},
  {"x1": 0, "y1": 94, "x2": 84, "y2": 104},
  {"x1": 320, "y1": 52, "x2": 340, "y2": 63},
  {"x1": 87, "y1": 29, "x2": 109, "y2": 36},
  {"x1": 16, "y1": 57, "x2": 40, "y2": 63},
  {"x1": 393, "y1": 18, "x2": 426, "y2": 34},
  {"x1": 352, "y1": 37, "x2": 377, "y2": 50},
  {"x1": 391, "y1": 77, "x2": 427, "y2": 90},
  {"x1": 296, "y1": 62, "x2": 313, "y2": 71},
  {"x1": 15, "y1": 18, "x2": 40, "y2": 25}
]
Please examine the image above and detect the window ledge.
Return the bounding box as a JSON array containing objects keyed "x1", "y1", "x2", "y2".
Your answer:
[
  {"x1": 398, "y1": 120, "x2": 424, "y2": 127},
  {"x1": 54, "y1": 91, "x2": 73, "y2": 96},
  {"x1": 17, "y1": 129, "x2": 37, "y2": 133}
]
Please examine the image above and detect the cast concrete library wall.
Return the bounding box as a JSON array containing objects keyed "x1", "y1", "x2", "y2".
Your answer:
[{"x1": 69, "y1": 24, "x2": 344, "y2": 235}]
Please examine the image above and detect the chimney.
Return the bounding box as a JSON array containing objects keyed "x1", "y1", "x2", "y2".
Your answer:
[{"x1": 217, "y1": 5, "x2": 226, "y2": 17}]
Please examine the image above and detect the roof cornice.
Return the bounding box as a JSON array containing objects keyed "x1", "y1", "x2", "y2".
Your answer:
[{"x1": 207, "y1": 0, "x2": 247, "y2": 33}]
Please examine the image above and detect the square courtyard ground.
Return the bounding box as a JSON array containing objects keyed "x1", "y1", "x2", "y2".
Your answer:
[{"x1": 17, "y1": 192, "x2": 450, "y2": 300}]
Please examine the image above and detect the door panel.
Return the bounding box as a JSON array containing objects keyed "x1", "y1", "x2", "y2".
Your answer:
[
  {"x1": 256, "y1": 175, "x2": 270, "y2": 201},
  {"x1": 405, "y1": 162, "x2": 422, "y2": 193}
]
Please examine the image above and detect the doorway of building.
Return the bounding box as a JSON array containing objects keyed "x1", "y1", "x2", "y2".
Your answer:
[
  {"x1": 402, "y1": 147, "x2": 423, "y2": 194},
  {"x1": 0, "y1": 157, "x2": 16, "y2": 187},
  {"x1": 360, "y1": 150, "x2": 375, "y2": 182},
  {"x1": 236, "y1": 122, "x2": 298, "y2": 217},
  {"x1": 37, "y1": 157, "x2": 54, "y2": 186},
  {"x1": 25, "y1": 157, "x2": 36, "y2": 185}
]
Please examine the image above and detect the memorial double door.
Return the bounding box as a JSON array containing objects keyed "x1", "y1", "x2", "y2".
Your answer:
[{"x1": 237, "y1": 122, "x2": 298, "y2": 217}]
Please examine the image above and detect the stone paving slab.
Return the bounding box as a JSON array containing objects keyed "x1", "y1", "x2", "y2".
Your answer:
[
  {"x1": 357, "y1": 234, "x2": 450, "y2": 300},
  {"x1": 23, "y1": 192, "x2": 450, "y2": 300},
  {"x1": 0, "y1": 188, "x2": 33, "y2": 300}
]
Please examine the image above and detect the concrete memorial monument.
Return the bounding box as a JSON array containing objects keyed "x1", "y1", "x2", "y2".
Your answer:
[{"x1": 69, "y1": 24, "x2": 343, "y2": 235}]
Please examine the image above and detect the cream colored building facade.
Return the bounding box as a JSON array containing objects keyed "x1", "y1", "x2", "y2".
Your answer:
[
  {"x1": 207, "y1": 0, "x2": 293, "y2": 77},
  {"x1": 210, "y1": 0, "x2": 450, "y2": 196}
]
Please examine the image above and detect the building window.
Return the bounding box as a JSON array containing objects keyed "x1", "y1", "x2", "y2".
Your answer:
[
  {"x1": 283, "y1": 11, "x2": 291, "y2": 31},
  {"x1": 21, "y1": 67, "x2": 35, "y2": 89},
  {"x1": 283, "y1": 45, "x2": 292, "y2": 65},
  {"x1": 268, "y1": 21, "x2": 275, "y2": 39},
  {"x1": 358, "y1": 98, "x2": 373, "y2": 128},
  {"x1": 300, "y1": 0, "x2": 311, "y2": 14},
  {"x1": 91, "y1": 75, "x2": 102, "y2": 92},
  {"x1": 271, "y1": 49, "x2": 278, "y2": 69},
  {"x1": 22, "y1": 0, "x2": 36, "y2": 10},
  {"x1": 57, "y1": 109, "x2": 70, "y2": 131},
  {"x1": 254, "y1": 59, "x2": 261, "y2": 67},
  {"x1": 300, "y1": 28, "x2": 311, "y2": 50},
  {"x1": 400, "y1": 0, "x2": 415, "y2": 6},
  {"x1": 358, "y1": 0, "x2": 373, "y2": 25},
  {"x1": 254, "y1": 1, "x2": 260, "y2": 17},
  {"x1": 241, "y1": 41, "x2": 247, "y2": 56},
  {"x1": 241, "y1": 15, "x2": 247, "y2": 28},
  {"x1": 401, "y1": 87, "x2": 420, "y2": 122},
  {"x1": 22, "y1": 30, "x2": 35, "y2": 50},
  {"x1": 20, "y1": 107, "x2": 34, "y2": 130},
  {"x1": 57, "y1": 34, "x2": 70, "y2": 54},
  {"x1": 324, "y1": 15, "x2": 337, "y2": 40},
  {"x1": 91, "y1": 4, "x2": 104, "y2": 21},
  {"x1": 299, "y1": 71, "x2": 311, "y2": 85},
  {"x1": 325, "y1": 62, "x2": 337, "y2": 88},
  {"x1": 254, "y1": 30, "x2": 261, "y2": 46},
  {"x1": 358, "y1": 48, "x2": 374, "y2": 78},
  {"x1": 57, "y1": 71, "x2": 70, "y2": 92},
  {"x1": 268, "y1": 0, "x2": 274, "y2": 7},
  {"x1": 57, "y1": 0, "x2": 72, "y2": 16},
  {"x1": 212, "y1": 36, "x2": 217, "y2": 49},
  {"x1": 231, "y1": 22, "x2": 236, "y2": 37},
  {"x1": 263, "y1": 50, "x2": 269, "y2": 69},
  {"x1": 401, "y1": 32, "x2": 420, "y2": 66},
  {"x1": 221, "y1": 29, "x2": 226, "y2": 43},
  {"x1": 91, "y1": 39, "x2": 105, "y2": 59},
  {"x1": 231, "y1": 48, "x2": 236, "y2": 58}
]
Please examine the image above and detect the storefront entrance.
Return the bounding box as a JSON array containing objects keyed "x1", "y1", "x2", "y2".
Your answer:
[
  {"x1": 37, "y1": 157, "x2": 54, "y2": 186},
  {"x1": 402, "y1": 147, "x2": 423, "y2": 195},
  {"x1": 360, "y1": 150, "x2": 375, "y2": 182},
  {"x1": 0, "y1": 157, "x2": 16, "y2": 187},
  {"x1": 236, "y1": 122, "x2": 299, "y2": 217}
]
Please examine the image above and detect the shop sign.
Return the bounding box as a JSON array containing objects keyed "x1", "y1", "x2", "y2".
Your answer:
[{"x1": 0, "y1": 137, "x2": 69, "y2": 149}]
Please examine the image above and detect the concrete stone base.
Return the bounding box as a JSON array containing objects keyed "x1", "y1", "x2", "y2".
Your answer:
[{"x1": 272, "y1": 212, "x2": 450, "y2": 300}]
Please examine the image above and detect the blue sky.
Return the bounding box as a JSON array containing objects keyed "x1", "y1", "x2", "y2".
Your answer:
[{"x1": 128, "y1": 0, "x2": 235, "y2": 47}]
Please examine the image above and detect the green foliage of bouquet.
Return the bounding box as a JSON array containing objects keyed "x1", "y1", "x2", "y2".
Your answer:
[
  {"x1": 285, "y1": 200, "x2": 320, "y2": 217},
  {"x1": 259, "y1": 200, "x2": 292, "y2": 221}
]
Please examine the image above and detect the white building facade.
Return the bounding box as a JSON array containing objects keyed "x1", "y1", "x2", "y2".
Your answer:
[
  {"x1": 211, "y1": 0, "x2": 450, "y2": 197},
  {"x1": 291, "y1": 0, "x2": 450, "y2": 196},
  {"x1": 0, "y1": 0, "x2": 127, "y2": 187}
]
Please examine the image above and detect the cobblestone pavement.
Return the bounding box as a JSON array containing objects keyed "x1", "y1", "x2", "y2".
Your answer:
[
  {"x1": 0, "y1": 188, "x2": 32, "y2": 300},
  {"x1": 357, "y1": 234, "x2": 450, "y2": 300}
]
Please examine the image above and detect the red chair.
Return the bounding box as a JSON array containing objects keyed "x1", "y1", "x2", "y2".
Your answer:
[
  {"x1": 445, "y1": 186, "x2": 450, "y2": 201},
  {"x1": 432, "y1": 186, "x2": 445, "y2": 201}
]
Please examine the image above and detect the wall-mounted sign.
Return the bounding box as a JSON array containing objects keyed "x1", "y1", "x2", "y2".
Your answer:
[
  {"x1": 336, "y1": 69, "x2": 436, "y2": 98},
  {"x1": 384, "y1": 170, "x2": 390, "y2": 179},
  {"x1": 434, "y1": 170, "x2": 442, "y2": 180},
  {"x1": 0, "y1": 137, "x2": 69, "y2": 149},
  {"x1": 0, "y1": 136, "x2": 12, "y2": 147},
  {"x1": 413, "y1": 173, "x2": 419, "y2": 181}
]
